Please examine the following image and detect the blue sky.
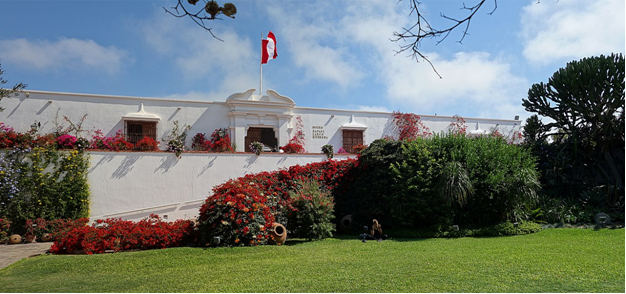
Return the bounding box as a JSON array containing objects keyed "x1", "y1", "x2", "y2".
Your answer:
[{"x1": 0, "y1": 0, "x2": 624, "y2": 121}]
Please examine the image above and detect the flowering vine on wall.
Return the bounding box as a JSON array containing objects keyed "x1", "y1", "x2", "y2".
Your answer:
[
  {"x1": 392, "y1": 111, "x2": 432, "y2": 140},
  {"x1": 0, "y1": 147, "x2": 90, "y2": 234}
]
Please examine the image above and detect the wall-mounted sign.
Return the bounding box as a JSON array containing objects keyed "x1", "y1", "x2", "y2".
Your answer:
[{"x1": 312, "y1": 126, "x2": 328, "y2": 139}]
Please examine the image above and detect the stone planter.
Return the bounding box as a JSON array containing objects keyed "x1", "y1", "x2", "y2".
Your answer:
[
  {"x1": 338, "y1": 215, "x2": 353, "y2": 233},
  {"x1": 41, "y1": 233, "x2": 53, "y2": 242},
  {"x1": 9, "y1": 234, "x2": 22, "y2": 244},
  {"x1": 269, "y1": 223, "x2": 287, "y2": 245}
]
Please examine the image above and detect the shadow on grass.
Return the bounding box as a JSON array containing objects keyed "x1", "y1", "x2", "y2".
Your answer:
[{"x1": 333, "y1": 233, "x2": 429, "y2": 243}]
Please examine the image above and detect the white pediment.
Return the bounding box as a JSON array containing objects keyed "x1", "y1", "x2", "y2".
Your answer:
[
  {"x1": 226, "y1": 89, "x2": 295, "y2": 106},
  {"x1": 226, "y1": 89, "x2": 295, "y2": 117},
  {"x1": 122, "y1": 103, "x2": 160, "y2": 121},
  {"x1": 341, "y1": 115, "x2": 367, "y2": 130},
  {"x1": 469, "y1": 122, "x2": 487, "y2": 135}
]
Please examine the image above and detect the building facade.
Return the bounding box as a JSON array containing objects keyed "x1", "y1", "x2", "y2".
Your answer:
[
  {"x1": 1, "y1": 89, "x2": 522, "y2": 152},
  {"x1": 0, "y1": 89, "x2": 522, "y2": 221}
]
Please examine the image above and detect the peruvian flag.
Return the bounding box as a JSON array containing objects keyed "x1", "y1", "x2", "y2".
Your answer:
[{"x1": 261, "y1": 31, "x2": 277, "y2": 64}]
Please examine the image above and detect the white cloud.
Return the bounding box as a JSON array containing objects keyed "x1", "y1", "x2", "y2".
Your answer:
[
  {"x1": 266, "y1": 2, "x2": 364, "y2": 88},
  {"x1": 0, "y1": 38, "x2": 130, "y2": 74},
  {"x1": 521, "y1": 0, "x2": 625, "y2": 64},
  {"x1": 383, "y1": 51, "x2": 528, "y2": 110},
  {"x1": 338, "y1": 1, "x2": 529, "y2": 119},
  {"x1": 139, "y1": 12, "x2": 257, "y2": 100}
]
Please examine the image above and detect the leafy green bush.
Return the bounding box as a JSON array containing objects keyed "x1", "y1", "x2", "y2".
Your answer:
[
  {"x1": 0, "y1": 147, "x2": 90, "y2": 234},
  {"x1": 0, "y1": 218, "x2": 9, "y2": 243},
  {"x1": 342, "y1": 134, "x2": 541, "y2": 232},
  {"x1": 385, "y1": 221, "x2": 542, "y2": 238},
  {"x1": 197, "y1": 159, "x2": 358, "y2": 246},
  {"x1": 340, "y1": 139, "x2": 403, "y2": 227},
  {"x1": 287, "y1": 180, "x2": 335, "y2": 240},
  {"x1": 472, "y1": 221, "x2": 542, "y2": 237}
]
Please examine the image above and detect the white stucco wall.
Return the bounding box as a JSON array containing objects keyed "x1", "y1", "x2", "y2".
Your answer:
[
  {"x1": 1, "y1": 90, "x2": 522, "y2": 154},
  {"x1": 88, "y1": 151, "x2": 354, "y2": 221},
  {"x1": 0, "y1": 90, "x2": 232, "y2": 149},
  {"x1": 293, "y1": 108, "x2": 521, "y2": 153}
]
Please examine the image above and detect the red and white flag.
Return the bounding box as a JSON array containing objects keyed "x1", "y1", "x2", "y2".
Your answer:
[{"x1": 261, "y1": 31, "x2": 277, "y2": 64}]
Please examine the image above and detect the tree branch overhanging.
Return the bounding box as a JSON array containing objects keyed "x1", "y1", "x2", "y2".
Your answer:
[
  {"x1": 163, "y1": 0, "x2": 237, "y2": 41},
  {"x1": 392, "y1": 0, "x2": 497, "y2": 78}
]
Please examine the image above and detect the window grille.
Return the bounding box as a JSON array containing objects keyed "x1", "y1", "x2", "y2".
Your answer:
[
  {"x1": 125, "y1": 121, "x2": 157, "y2": 145},
  {"x1": 342, "y1": 130, "x2": 363, "y2": 152}
]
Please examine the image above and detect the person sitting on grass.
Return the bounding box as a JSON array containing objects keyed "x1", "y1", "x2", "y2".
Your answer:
[{"x1": 360, "y1": 219, "x2": 389, "y2": 242}]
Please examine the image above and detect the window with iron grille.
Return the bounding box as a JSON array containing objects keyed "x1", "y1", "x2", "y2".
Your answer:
[
  {"x1": 342, "y1": 130, "x2": 363, "y2": 152},
  {"x1": 125, "y1": 121, "x2": 157, "y2": 145}
]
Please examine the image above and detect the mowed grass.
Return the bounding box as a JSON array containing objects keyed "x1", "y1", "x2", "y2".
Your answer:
[{"x1": 0, "y1": 229, "x2": 623, "y2": 292}]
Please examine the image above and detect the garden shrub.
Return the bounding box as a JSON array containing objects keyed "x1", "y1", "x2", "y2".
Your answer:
[
  {"x1": 339, "y1": 139, "x2": 404, "y2": 227},
  {"x1": 0, "y1": 218, "x2": 9, "y2": 243},
  {"x1": 0, "y1": 123, "x2": 33, "y2": 149},
  {"x1": 191, "y1": 133, "x2": 210, "y2": 151},
  {"x1": 134, "y1": 136, "x2": 159, "y2": 151},
  {"x1": 389, "y1": 139, "x2": 452, "y2": 230},
  {"x1": 51, "y1": 215, "x2": 194, "y2": 255},
  {"x1": 163, "y1": 121, "x2": 191, "y2": 158},
  {"x1": 342, "y1": 134, "x2": 541, "y2": 232},
  {"x1": 458, "y1": 135, "x2": 540, "y2": 225},
  {"x1": 385, "y1": 221, "x2": 542, "y2": 238},
  {"x1": 197, "y1": 180, "x2": 275, "y2": 247},
  {"x1": 287, "y1": 179, "x2": 335, "y2": 240},
  {"x1": 90, "y1": 130, "x2": 133, "y2": 151},
  {"x1": 280, "y1": 142, "x2": 304, "y2": 154},
  {"x1": 197, "y1": 158, "x2": 358, "y2": 246},
  {"x1": 209, "y1": 128, "x2": 233, "y2": 152},
  {"x1": 321, "y1": 144, "x2": 333, "y2": 159},
  {"x1": 55, "y1": 134, "x2": 77, "y2": 149},
  {"x1": 24, "y1": 218, "x2": 50, "y2": 238},
  {"x1": 391, "y1": 111, "x2": 432, "y2": 140},
  {"x1": 0, "y1": 148, "x2": 90, "y2": 234},
  {"x1": 49, "y1": 218, "x2": 90, "y2": 240},
  {"x1": 471, "y1": 221, "x2": 542, "y2": 237}
]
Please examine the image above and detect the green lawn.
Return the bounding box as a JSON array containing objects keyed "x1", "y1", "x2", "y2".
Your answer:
[{"x1": 1, "y1": 229, "x2": 623, "y2": 292}]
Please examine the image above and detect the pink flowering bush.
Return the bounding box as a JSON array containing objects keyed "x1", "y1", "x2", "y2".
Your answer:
[
  {"x1": 392, "y1": 111, "x2": 432, "y2": 140},
  {"x1": 449, "y1": 115, "x2": 467, "y2": 135},
  {"x1": 280, "y1": 116, "x2": 305, "y2": 153},
  {"x1": 90, "y1": 130, "x2": 133, "y2": 151},
  {"x1": 56, "y1": 134, "x2": 77, "y2": 149}
]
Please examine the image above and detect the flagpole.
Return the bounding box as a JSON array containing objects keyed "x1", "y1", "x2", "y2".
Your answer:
[{"x1": 259, "y1": 31, "x2": 263, "y2": 96}]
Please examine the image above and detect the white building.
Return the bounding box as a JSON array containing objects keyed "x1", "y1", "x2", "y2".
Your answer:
[
  {"x1": 1, "y1": 89, "x2": 521, "y2": 152},
  {"x1": 0, "y1": 89, "x2": 522, "y2": 221}
]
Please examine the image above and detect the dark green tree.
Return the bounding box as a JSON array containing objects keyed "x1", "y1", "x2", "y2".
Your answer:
[
  {"x1": 523, "y1": 54, "x2": 624, "y2": 151},
  {"x1": 0, "y1": 63, "x2": 26, "y2": 111},
  {"x1": 522, "y1": 53, "x2": 625, "y2": 217}
]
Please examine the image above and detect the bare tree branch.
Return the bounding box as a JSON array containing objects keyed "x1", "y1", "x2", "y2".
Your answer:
[
  {"x1": 392, "y1": 0, "x2": 497, "y2": 78},
  {"x1": 163, "y1": 0, "x2": 237, "y2": 41}
]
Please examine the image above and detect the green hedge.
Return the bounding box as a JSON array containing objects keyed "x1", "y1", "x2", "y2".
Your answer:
[
  {"x1": 342, "y1": 134, "x2": 540, "y2": 231},
  {"x1": 0, "y1": 147, "x2": 90, "y2": 234}
]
